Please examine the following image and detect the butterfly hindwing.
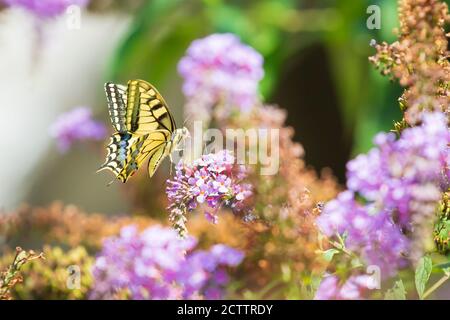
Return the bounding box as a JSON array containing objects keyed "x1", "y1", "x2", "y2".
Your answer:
[
  {"x1": 97, "y1": 133, "x2": 147, "y2": 182},
  {"x1": 143, "y1": 130, "x2": 173, "y2": 178}
]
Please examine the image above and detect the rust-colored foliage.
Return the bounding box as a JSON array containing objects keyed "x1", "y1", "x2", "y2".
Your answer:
[
  {"x1": 0, "y1": 202, "x2": 156, "y2": 252},
  {"x1": 370, "y1": 0, "x2": 450, "y2": 126}
]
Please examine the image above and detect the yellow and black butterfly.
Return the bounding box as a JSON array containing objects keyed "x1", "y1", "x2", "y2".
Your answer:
[{"x1": 97, "y1": 79, "x2": 189, "y2": 183}]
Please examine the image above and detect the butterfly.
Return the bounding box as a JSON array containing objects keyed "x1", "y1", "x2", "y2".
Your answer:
[{"x1": 97, "y1": 79, "x2": 189, "y2": 183}]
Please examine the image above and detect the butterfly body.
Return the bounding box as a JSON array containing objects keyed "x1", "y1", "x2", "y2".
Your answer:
[{"x1": 98, "y1": 80, "x2": 189, "y2": 183}]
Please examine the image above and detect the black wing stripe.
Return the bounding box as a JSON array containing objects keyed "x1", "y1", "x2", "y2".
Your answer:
[{"x1": 148, "y1": 103, "x2": 170, "y2": 132}]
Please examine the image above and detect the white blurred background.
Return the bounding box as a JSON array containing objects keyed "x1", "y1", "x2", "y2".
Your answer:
[{"x1": 0, "y1": 8, "x2": 130, "y2": 213}]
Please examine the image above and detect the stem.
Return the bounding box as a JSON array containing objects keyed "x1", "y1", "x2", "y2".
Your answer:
[
  {"x1": 328, "y1": 239, "x2": 354, "y2": 257},
  {"x1": 422, "y1": 273, "x2": 450, "y2": 300}
]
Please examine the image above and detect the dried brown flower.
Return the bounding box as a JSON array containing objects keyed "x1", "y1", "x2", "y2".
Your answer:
[
  {"x1": 0, "y1": 247, "x2": 44, "y2": 300},
  {"x1": 0, "y1": 245, "x2": 93, "y2": 300},
  {"x1": 209, "y1": 104, "x2": 340, "y2": 295},
  {"x1": 0, "y1": 202, "x2": 156, "y2": 252},
  {"x1": 370, "y1": 0, "x2": 450, "y2": 125}
]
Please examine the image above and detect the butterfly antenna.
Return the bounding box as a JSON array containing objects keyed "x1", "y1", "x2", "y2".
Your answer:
[{"x1": 107, "y1": 179, "x2": 115, "y2": 187}]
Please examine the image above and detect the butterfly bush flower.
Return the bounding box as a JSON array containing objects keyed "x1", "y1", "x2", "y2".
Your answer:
[
  {"x1": 2, "y1": 0, "x2": 89, "y2": 18},
  {"x1": 317, "y1": 191, "x2": 410, "y2": 277},
  {"x1": 49, "y1": 106, "x2": 107, "y2": 153},
  {"x1": 314, "y1": 275, "x2": 375, "y2": 300},
  {"x1": 347, "y1": 112, "x2": 449, "y2": 261},
  {"x1": 176, "y1": 244, "x2": 244, "y2": 299},
  {"x1": 166, "y1": 150, "x2": 252, "y2": 237},
  {"x1": 317, "y1": 112, "x2": 449, "y2": 288},
  {"x1": 347, "y1": 112, "x2": 449, "y2": 228},
  {"x1": 178, "y1": 33, "x2": 264, "y2": 120},
  {"x1": 90, "y1": 225, "x2": 244, "y2": 300}
]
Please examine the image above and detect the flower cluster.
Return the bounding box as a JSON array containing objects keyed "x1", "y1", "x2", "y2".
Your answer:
[
  {"x1": 176, "y1": 244, "x2": 245, "y2": 299},
  {"x1": 317, "y1": 112, "x2": 449, "y2": 288},
  {"x1": 166, "y1": 150, "x2": 252, "y2": 237},
  {"x1": 370, "y1": 0, "x2": 450, "y2": 125},
  {"x1": 317, "y1": 191, "x2": 410, "y2": 277},
  {"x1": 0, "y1": 203, "x2": 247, "y2": 299},
  {"x1": 49, "y1": 107, "x2": 107, "y2": 153},
  {"x1": 177, "y1": 31, "x2": 339, "y2": 292},
  {"x1": 178, "y1": 33, "x2": 264, "y2": 122},
  {"x1": 347, "y1": 112, "x2": 449, "y2": 229},
  {"x1": 90, "y1": 225, "x2": 244, "y2": 300},
  {"x1": 226, "y1": 104, "x2": 339, "y2": 288},
  {"x1": 2, "y1": 0, "x2": 89, "y2": 18},
  {"x1": 314, "y1": 275, "x2": 375, "y2": 300}
]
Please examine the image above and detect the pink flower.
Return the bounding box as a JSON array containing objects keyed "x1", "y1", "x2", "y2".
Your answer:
[
  {"x1": 178, "y1": 33, "x2": 264, "y2": 121},
  {"x1": 314, "y1": 275, "x2": 374, "y2": 300},
  {"x1": 3, "y1": 0, "x2": 89, "y2": 18},
  {"x1": 49, "y1": 107, "x2": 107, "y2": 153},
  {"x1": 91, "y1": 225, "x2": 244, "y2": 300},
  {"x1": 166, "y1": 150, "x2": 252, "y2": 236}
]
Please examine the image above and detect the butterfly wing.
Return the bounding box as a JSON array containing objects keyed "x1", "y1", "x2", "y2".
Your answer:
[
  {"x1": 145, "y1": 131, "x2": 173, "y2": 178},
  {"x1": 126, "y1": 79, "x2": 176, "y2": 135},
  {"x1": 97, "y1": 130, "x2": 172, "y2": 182},
  {"x1": 126, "y1": 129, "x2": 173, "y2": 179},
  {"x1": 99, "y1": 79, "x2": 177, "y2": 182},
  {"x1": 104, "y1": 82, "x2": 128, "y2": 133},
  {"x1": 97, "y1": 133, "x2": 147, "y2": 182}
]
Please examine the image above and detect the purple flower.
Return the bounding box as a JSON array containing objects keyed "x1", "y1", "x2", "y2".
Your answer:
[
  {"x1": 213, "y1": 269, "x2": 229, "y2": 286},
  {"x1": 166, "y1": 150, "x2": 252, "y2": 236},
  {"x1": 90, "y1": 225, "x2": 244, "y2": 300},
  {"x1": 347, "y1": 112, "x2": 449, "y2": 228},
  {"x1": 210, "y1": 244, "x2": 245, "y2": 267},
  {"x1": 180, "y1": 244, "x2": 244, "y2": 300},
  {"x1": 314, "y1": 275, "x2": 375, "y2": 300},
  {"x1": 178, "y1": 33, "x2": 264, "y2": 120},
  {"x1": 317, "y1": 112, "x2": 449, "y2": 279},
  {"x1": 2, "y1": 0, "x2": 89, "y2": 18},
  {"x1": 314, "y1": 275, "x2": 340, "y2": 300},
  {"x1": 49, "y1": 107, "x2": 107, "y2": 153},
  {"x1": 204, "y1": 287, "x2": 223, "y2": 300},
  {"x1": 317, "y1": 192, "x2": 409, "y2": 277},
  {"x1": 90, "y1": 225, "x2": 192, "y2": 300}
]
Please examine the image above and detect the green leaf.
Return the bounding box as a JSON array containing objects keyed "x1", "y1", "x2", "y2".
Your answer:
[
  {"x1": 384, "y1": 280, "x2": 406, "y2": 300},
  {"x1": 322, "y1": 249, "x2": 339, "y2": 262},
  {"x1": 415, "y1": 256, "x2": 433, "y2": 299}
]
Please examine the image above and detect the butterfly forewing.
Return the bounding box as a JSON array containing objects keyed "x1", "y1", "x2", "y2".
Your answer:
[
  {"x1": 126, "y1": 80, "x2": 176, "y2": 135},
  {"x1": 104, "y1": 82, "x2": 128, "y2": 133}
]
